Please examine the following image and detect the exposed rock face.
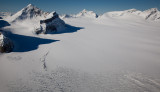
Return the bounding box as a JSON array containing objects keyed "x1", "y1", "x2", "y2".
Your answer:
[
  {"x1": 35, "y1": 12, "x2": 65, "y2": 34},
  {"x1": 0, "y1": 32, "x2": 14, "y2": 53}
]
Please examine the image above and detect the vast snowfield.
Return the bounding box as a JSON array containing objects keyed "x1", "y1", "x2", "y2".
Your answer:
[{"x1": 0, "y1": 6, "x2": 160, "y2": 92}]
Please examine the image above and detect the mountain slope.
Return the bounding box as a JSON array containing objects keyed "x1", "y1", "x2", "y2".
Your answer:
[{"x1": 9, "y1": 4, "x2": 49, "y2": 22}]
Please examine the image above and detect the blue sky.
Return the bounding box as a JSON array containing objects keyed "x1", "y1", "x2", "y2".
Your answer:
[{"x1": 0, "y1": 0, "x2": 160, "y2": 14}]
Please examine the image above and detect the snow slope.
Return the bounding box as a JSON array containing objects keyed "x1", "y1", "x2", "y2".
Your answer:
[{"x1": 0, "y1": 8, "x2": 160, "y2": 92}]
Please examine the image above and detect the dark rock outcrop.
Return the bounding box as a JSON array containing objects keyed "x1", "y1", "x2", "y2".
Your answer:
[{"x1": 35, "y1": 12, "x2": 65, "y2": 34}]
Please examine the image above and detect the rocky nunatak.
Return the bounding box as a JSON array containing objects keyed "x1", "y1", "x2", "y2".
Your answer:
[
  {"x1": 35, "y1": 12, "x2": 65, "y2": 34},
  {"x1": 0, "y1": 32, "x2": 14, "y2": 53}
]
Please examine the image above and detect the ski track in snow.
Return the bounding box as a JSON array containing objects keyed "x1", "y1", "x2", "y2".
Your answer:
[
  {"x1": 40, "y1": 51, "x2": 49, "y2": 71},
  {"x1": 4, "y1": 68, "x2": 160, "y2": 92}
]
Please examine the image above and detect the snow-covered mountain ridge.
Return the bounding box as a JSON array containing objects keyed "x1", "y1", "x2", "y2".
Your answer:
[
  {"x1": 61, "y1": 8, "x2": 160, "y2": 21},
  {"x1": 76, "y1": 9, "x2": 98, "y2": 18},
  {"x1": 100, "y1": 8, "x2": 160, "y2": 21},
  {"x1": 7, "y1": 4, "x2": 49, "y2": 22},
  {"x1": 3, "y1": 4, "x2": 160, "y2": 21}
]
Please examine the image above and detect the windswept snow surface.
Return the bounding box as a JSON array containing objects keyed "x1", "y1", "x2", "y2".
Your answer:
[{"x1": 0, "y1": 16, "x2": 160, "y2": 92}]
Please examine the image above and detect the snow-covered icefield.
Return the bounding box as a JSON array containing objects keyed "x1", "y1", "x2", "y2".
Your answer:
[{"x1": 0, "y1": 16, "x2": 160, "y2": 92}]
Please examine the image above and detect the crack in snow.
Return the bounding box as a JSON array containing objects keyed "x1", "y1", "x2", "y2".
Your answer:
[{"x1": 40, "y1": 51, "x2": 49, "y2": 71}]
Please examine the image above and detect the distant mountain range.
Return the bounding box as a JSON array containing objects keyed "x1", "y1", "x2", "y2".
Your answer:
[
  {"x1": 100, "y1": 8, "x2": 160, "y2": 21},
  {"x1": 0, "y1": 12, "x2": 12, "y2": 19},
  {"x1": 0, "y1": 4, "x2": 160, "y2": 21}
]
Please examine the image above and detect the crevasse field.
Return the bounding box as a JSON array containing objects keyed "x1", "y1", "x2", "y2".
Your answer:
[{"x1": 1, "y1": 7, "x2": 160, "y2": 92}]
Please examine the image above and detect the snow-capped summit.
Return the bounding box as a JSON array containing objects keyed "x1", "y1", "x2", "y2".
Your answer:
[
  {"x1": 10, "y1": 4, "x2": 49, "y2": 22},
  {"x1": 144, "y1": 8, "x2": 158, "y2": 13},
  {"x1": 27, "y1": 4, "x2": 33, "y2": 7},
  {"x1": 76, "y1": 9, "x2": 98, "y2": 18},
  {"x1": 140, "y1": 8, "x2": 160, "y2": 20}
]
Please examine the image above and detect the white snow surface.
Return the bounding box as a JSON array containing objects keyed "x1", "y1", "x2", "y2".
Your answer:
[{"x1": 0, "y1": 10, "x2": 160, "y2": 92}]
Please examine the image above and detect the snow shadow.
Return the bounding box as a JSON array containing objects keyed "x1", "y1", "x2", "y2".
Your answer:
[
  {"x1": 7, "y1": 33, "x2": 59, "y2": 52},
  {"x1": 49, "y1": 24, "x2": 84, "y2": 34},
  {"x1": 0, "y1": 20, "x2": 10, "y2": 28}
]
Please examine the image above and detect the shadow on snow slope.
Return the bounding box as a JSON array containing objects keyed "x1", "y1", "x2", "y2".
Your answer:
[
  {"x1": 1, "y1": 24, "x2": 83, "y2": 52},
  {"x1": 47, "y1": 24, "x2": 84, "y2": 34},
  {"x1": 10, "y1": 33, "x2": 59, "y2": 52},
  {"x1": 0, "y1": 20, "x2": 10, "y2": 28}
]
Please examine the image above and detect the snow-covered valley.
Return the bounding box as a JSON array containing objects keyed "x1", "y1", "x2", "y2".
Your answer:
[{"x1": 0, "y1": 4, "x2": 160, "y2": 92}]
